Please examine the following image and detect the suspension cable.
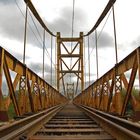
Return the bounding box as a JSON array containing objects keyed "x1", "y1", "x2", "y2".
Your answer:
[
  {"x1": 84, "y1": 9, "x2": 112, "y2": 82},
  {"x1": 70, "y1": 0, "x2": 75, "y2": 84},
  {"x1": 44, "y1": 47, "x2": 55, "y2": 68},
  {"x1": 84, "y1": 9, "x2": 112, "y2": 66},
  {"x1": 97, "y1": 10, "x2": 112, "y2": 40},
  {"x1": 29, "y1": 8, "x2": 56, "y2": 69},
  {"x1": 88, "y1": 36, "x2": 90, "y2": 85},
  {"x1": 95, "y1": 30, "x2": 99, "y2": 79},
  {"x1": 112, "y1": 5, "x2": 118, "y2": 64},
  {"x1": 84, "y1": 0, "x2": 116, "y2": 37},
  {"x1": 15, "y1": 1, "x2": 56, "y2": 80},
  {"x1": 15, "y1": 1, "x2": 54, "y2": 70},
  {"x1": 23, "y1": 2, "x2": 28, "y2": 64},
  {"x1": 24, "y1": 0, "x2": 56, "y2": 37},
  {"x1": 83, "y1": 38, "x2": 86, "y2": 88},
  {"x1": 55, "y1": 38, "x2": 57, "y2": 88},
  {"x1": 14, "y1": 0, "x2": 43, "y2": 47},
  {"x1": 29, "y1": 11, "x2": 43, "y2": 43},
  {"x1": 43, "y1": 29, "x2": 45, "y2": 79},
  {"x1": 71, "y1": 0, "x2": 75, "y2": 38},
  {"x1": 50, "y1": 35, "x2": 53, "y2": 85}
]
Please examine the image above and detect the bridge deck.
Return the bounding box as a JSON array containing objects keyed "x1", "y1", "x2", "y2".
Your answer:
[{"x1": 30, "y1": 103, "x2": 114, "y2": 140}]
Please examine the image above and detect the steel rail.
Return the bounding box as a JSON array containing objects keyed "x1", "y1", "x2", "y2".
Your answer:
[
  {"x1": 76, "y1": 104, "x2": 140, "y2": 140},
  {"x1": 0, "y1": 104, "x2": 65, "y2": 140},
  {"x1": 30, "y1": 103, "x2": 115, "y2": 140}
]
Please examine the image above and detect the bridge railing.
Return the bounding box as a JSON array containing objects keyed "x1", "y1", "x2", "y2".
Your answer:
[
  {"x1": 0, "y1": 46, "x2": 67, "y2": 120},
  {"x1": 74, "y1": 47, "x2": 140, "y2": 119}
]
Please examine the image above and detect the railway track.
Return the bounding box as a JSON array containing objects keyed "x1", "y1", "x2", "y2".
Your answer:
[
  {"x1": 0, "y1": 103, "x2": 140, "y2": 140},
  {"x1": 0, "y1": 105, "x2": 64, "y2": 140},
  {"x1": 30, "y1": 103, "x2": 115, "y2": 140}
]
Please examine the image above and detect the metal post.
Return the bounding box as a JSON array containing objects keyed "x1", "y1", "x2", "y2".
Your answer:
[
  {"x1": 84, "y1": 37, "x2": 86, "y2": 88},
  {"x1": 112, "y1": 5, "x2": 118, "y2": 64},
  {"x1": 55, "y1": 38, "x2": 57, "y2": 89},
  {"x1": 51, "y1": 36, "x2": 53, "y2": 86},
  {"x1": 88, "y1": 36, "x2": 90, "y2": 85},
  {"x1": 80, "y1": 32, "x2": 84, "y2": 91},
  {"x1": 0, "y1": 49, "x2": 4, "y2": 110},
  {"x1": 23, "y1": 3, "x2": 28, "y2": 64},
  {"x1": 95, "y1": 30, "x2": 99, "y2": 79},
  {"x1": 57, "y1": 32, "x2": 60, "y2": 91},
  {"x1": 43, "y1": 30, "x2": 45, "y2": 79},
  {"x1": 137, "y1": 49, "x2": 140, "y2": 97}
]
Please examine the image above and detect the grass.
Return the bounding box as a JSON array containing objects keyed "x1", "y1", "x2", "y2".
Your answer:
[{"x1": 7, "y1": 103, "x2": 16, "y2": 120}]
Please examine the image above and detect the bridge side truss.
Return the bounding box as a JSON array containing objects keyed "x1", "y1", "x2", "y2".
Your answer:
[{"x1": 0, "y1": 47, "x2": 67, "y2": 118}]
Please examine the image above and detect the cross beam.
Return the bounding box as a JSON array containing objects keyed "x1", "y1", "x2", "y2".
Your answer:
[{"x1": 57, "y1": 32, "x2": 84, "y2": 97}]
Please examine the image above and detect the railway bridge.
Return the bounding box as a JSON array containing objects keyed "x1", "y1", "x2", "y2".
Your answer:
[{"x1": 0, "y1": 0, "x2": 140, "y2": 139}]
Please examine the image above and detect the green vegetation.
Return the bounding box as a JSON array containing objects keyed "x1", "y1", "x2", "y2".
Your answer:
[
  {"x1": 121, "y1": 88, "x2": 139, "y2": 99},
  {"x1": 121, "y1": 88, "x2": 140, "y2": 116},
  {"x1": 132, "y1": 88, "x2": 140, "y2": 99},
  {"x1": 7, "y1": 103, "x2": 16, "y2": 120}
]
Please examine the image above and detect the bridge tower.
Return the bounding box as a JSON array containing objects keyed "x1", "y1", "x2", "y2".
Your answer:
[
  {"x1": 66, "y1": 83, "x2": 74, "y2": 99},
  {"x1": 57, "y1": 32, "x2": 84, "y2": 97}
]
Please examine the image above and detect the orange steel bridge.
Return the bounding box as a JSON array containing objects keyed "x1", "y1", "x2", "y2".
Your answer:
[{"x1": 0, "y1": 0, "x2": 140, "y2": 139}]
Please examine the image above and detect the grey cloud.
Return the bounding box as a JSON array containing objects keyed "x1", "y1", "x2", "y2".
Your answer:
[
  {"x1": 28, "y1": 62, "x2": 44, "y2": 73},
  {"x1": 0, "y1": 5, "x2": 24, "y2": 41},
  {"x1": 85, "y1": 31, "x2": 113, "y2": 48},
  {"x1": 98, "y1": 32, "x2": 113, "y2": 47},
  {"x1": 131, "y1": 36, "x2": 140, "y2": 47},
  {"x1": 83, "y1": 31, "x2": 113, "y2": 49},
  {"x1": 48, "y1": 7, "x2": 87, "y2": 37},
  {"x1": 0, "y1": 0, "x2": 25, "y2": 34},
  {"x1": 0, "y1": 0, "x2": 47, "y2": 48},
  {"x1": 28, "y1": 61, "x2": 56, "y2": 75},
  {"x1": 11, "y1": 51, "x2": 25, "y2": 62},
  {"x1": 0, "y1": 1, "x2": 96, "y2": 50},
  {"x1": 9, "y1": 49, "x2": 31, "y2": 62},
  {"x1": 0, "y1": 1, "x2": 87, "y2": 48},
  {"x1": 0, "y1": 1, "x2": 113, "y2": 50},
  {"x1": 0, "y1": 0, "x2": 19, "y2": 5},
  {"x1": 1, "y1": 45, "x2": 29, "y2": 62},
  {"x1": 28, "y1": 62, "x2": 57, "y2": 86}
]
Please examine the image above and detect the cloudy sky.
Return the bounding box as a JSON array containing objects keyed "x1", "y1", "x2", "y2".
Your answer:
[{"x1": 0, "y1": 0, "x2": 140, "y2": 94}]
